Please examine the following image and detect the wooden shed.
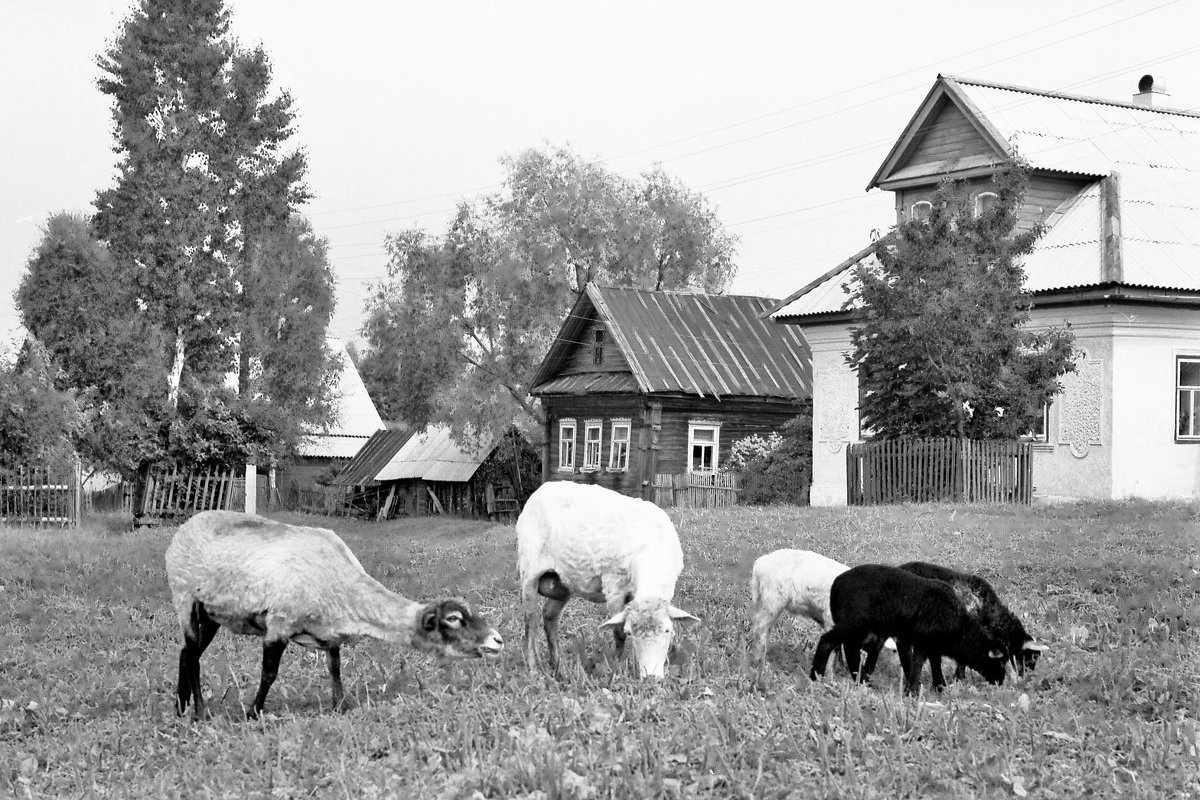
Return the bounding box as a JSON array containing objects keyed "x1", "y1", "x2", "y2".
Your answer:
[
  {"x1": 529, "y1": 285, "x2": 812, "y2": 500},
  {"x1": 330, "y1": 425, "x2": 522, "y2": 519}
]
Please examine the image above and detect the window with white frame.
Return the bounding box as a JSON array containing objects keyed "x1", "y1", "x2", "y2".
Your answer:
[
  {"x1": 974, "y1": 191, "x2": 999, "y2": 217},
  {"x1": 558, "y1": 419, "x2": 576, "y2": 471},
  {"x1": 583, "y1": 420, "x2": 603, "y2": 470},
  {"x1": 910, "y1": 200, "x2": 932, "y2": 222},
  {"x1": 1022, "y1": 402, "x2": 1050, "y2": 443},
  {"x1": 609, "y1": 419, "x2": 631, "y2": 471},
  {"x1": 688, "y1": 421, "x2": 720, "y2": 473},
  {"x1": 1177, "y1": 356, "x2": 1200, "y2": 441}
]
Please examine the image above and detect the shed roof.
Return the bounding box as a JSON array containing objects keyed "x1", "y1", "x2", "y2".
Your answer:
[
  {"x1": 532, "y1": 285, "x2": 811, "y2": 400},
  {"x1": 331, "y1": 425, "x2": 495, "y2": 486}
]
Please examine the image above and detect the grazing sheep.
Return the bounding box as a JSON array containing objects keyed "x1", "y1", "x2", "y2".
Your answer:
[
  {"x1": 749, "y1": 549, "x2": 849, "y2": 666},
  {"x1": 165, "y1": 511, "x2": 504, "y2": 719},
  {"x1": 749, "y1": 548, "x2": 897, "y2": 669},
  {"x1": 516, "y1": 481, "x2": 699, "y2": 678},
  {"x1": 865, "y1": 561, "x2": 1047, "y2": 680},
  {"x1": 809, "y1": 564, "x2": 1007, "y2": 695}
]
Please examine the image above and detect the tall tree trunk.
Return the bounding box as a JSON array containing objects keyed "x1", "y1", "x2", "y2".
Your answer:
[{"x1": 167, "y1": 327, "x2": 185, "y2": 410}]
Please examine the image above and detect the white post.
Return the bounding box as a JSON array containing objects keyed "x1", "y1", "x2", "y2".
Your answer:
[{"x1": 244, "y1": 462, "x2": 257, "y2": 515}]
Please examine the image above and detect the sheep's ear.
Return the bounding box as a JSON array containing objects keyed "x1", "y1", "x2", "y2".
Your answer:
[
  {"x1": 599, "y1": 610, "x2": 627, "y2": 630},
  {"x1": 987, "y1": 648, "x2": 1005, "y2": 659},
  {"x1": 421, "y1": 606, "x2": 439, "y2": 632},
  {"x1": 667, "y1": 605, "x2": 701, "y2": 626},
  {"x1": 1023, "y1": 639, "x2": 1049, "y2": 652}
]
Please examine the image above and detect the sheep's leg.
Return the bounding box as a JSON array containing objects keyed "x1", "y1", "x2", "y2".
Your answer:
[
  {"x1": 953, "y1": 660, "x2": 967, "y2": 681},
  {"x1": 521, "y1": 579, "x2": 542, "y2": 673},
  {"x1": 541, "y1": 597, "x2": 568, "y2": 674},
  {"x1": 249, "y1": 640, "x2": 288, "y2": 718},
  {"x1": 176, "y1": 601, "x2": 220, "y2": 719},
  {"x1": 748, "y1": 603, "x2": 784, "y2": 667},
  {"x1": 809, "y1": 627, "x2": 844, "y2": 681},
  {"x1": 904, "y1": 646, "x2": 929, "y2": 696},
  {"x1": 327, "y1": 646, "x2": 346, "y2": 711},
  {"x1": 928, "y1": 653, "x2": 948, "y2": 691}
]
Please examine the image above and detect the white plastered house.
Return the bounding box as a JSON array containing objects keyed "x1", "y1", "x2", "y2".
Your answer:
[{"x1": 769, "y1": 74, "x2": 1200, "y2": 504}]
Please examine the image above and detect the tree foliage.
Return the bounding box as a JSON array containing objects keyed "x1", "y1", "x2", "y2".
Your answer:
[
  {"x1": 0, "y1": 339, "x2": 82, "y2": 470},
  {"x1": 727, "y1": 408, "x2": 813, "y2": 506},
  {"x1": 16, "y1": 0, "x2": 334, "y2": 476},
  {"x1": 360, "y1": 145, "x2": 738, "y2": 442},
  {"x1": 845, "y1": 166, "x2": 1076, "y2": 440}
]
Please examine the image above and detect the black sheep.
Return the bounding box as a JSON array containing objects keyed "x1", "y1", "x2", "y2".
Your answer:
[
  {"x1": 809, "y1": 564, "x2": 1007, "y2": 695},
  {"x1": 863, "y1": 561, "x2": 1047, "y2": 681}
]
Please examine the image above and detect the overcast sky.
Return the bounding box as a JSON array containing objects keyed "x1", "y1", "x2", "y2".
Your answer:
[{"x1": 3, "y1": 0, "x2": 1198, "y2": 347}]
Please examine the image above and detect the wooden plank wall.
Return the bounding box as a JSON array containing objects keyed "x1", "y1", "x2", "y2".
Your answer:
[{"x1": 541, "y1": 395, "x2": 805, "y2": 499}]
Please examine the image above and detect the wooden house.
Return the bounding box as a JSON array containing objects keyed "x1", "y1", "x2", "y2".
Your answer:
[
  {"x1": 330, "y1": 424, "x2": 523, "y2": 519},
  {"x1": 770, "y1": 74, "x2": 1200, "y2": 504},
  {"x1": 529, "y1": 284, "x2": 812, "y2": 499}
]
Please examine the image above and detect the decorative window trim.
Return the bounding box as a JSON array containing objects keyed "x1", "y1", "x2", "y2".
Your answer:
[
  {"x1": 1177, "y1": 355, "x2": 1200, "y2": 443},
  {"x1": 687, "y1": 420, "x2": 721, "y2": 474},
  {"x1": 608, "y1": 418, "x2": 631, "y2": 472},
  {"x1": 582, "y1": 420, "x2": 603, "y2": 471},
  {"x1": 557, "y1": 418, "x2": 576, "y2": 472},
  {"x1": 910, "y1": 200, "x2": 932, "y2": 222},
  {"x1": 974, "y1": 191, "x2": 999, "y2": 217}
]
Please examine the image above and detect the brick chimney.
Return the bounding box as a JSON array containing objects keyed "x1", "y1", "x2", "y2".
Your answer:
[{"x1": 1132, "y1": 74, "x2": 1169, "y2": 107}]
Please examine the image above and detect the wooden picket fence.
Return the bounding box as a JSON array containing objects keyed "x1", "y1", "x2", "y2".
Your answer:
[
  {"x1": 138, "y1": 463, "x2": 237, "y2": 522},
  {"x1": 847, "y1": 437, "x2": 1032, "y2": 505},
  {"x1": 653, "y1": 472, "x2": 740, "y2": 509},
  {"x1": 0, "y1": 462, "x2": 82, "y2": 527}
]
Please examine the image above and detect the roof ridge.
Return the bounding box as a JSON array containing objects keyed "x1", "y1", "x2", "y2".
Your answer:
[
  {"x1": 945, "y1": 73, "x2": 1200, "y2": 119},
  {"x1": 592, "y1": 284, "x2": 779, "y2": 303}
]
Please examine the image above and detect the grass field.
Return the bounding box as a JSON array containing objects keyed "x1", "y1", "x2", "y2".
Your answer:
[{"x1": 2, "y1": 501, "x2": 1199, "y2": 799}]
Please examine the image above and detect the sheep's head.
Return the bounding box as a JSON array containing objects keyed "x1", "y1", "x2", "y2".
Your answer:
[
  {"x1": 601, "y1": 598, "x2": 700, "y2": 678},
  {"x1": 412, "y1": 598, "x2": 504, "y2": 658}
]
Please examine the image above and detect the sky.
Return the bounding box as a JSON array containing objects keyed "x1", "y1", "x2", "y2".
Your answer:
[{"x1": 3, "y1": 0, "x2": 1199, "y2": 348}]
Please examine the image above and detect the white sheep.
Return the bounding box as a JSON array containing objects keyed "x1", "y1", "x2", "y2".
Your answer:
[
  {"x1": 165, "y1": 510, "x2": 504, "y2": 719},
  {"x1": 516, "y1": 481, "x2": 699, "y2": 678},
  {"x1": 749, "y1": 548, "x2": 896, "y2": 668}
]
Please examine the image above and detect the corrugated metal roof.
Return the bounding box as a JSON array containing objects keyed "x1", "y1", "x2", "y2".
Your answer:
[
  {"x1": 776, "y1": 76, "x2": 1200, "y2": 321},
  {"x1": 329, "y1": 428, "x2": 412, "y2": 486},
  {"x1": 533, "y1": 373, "x2": 641, "y2": 395},
  {"x1": 951, "y1": 77, "x2": 1200, "y2": 177},
  {"x1": 296, "y1": 338, "x2": 385, "y2": 459},
  {"x1": 376, "y1": 425, "x2": 494, "y2": 483},
  {"x1": 331, "y1": 425, "x2": 496, "y2": 485},
  {"x1": 532, "y1": 286, "x2": 811, "y2": 399}
]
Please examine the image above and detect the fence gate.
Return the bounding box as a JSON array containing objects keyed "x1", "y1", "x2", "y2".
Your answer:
[
  {"x1": 846, "y1": 437, "x2": 1032, "y2": 505},
  {"x1": 0, "y1": 461, "x2": 82, "y2": 527},
  {"x1": 138, "y1": 463, "x2": 237, "y2": 523}
]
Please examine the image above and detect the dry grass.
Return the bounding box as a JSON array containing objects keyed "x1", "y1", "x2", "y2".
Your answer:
[{"x1": 2, "y1": 501, "x2": 1199, "y2": 798}]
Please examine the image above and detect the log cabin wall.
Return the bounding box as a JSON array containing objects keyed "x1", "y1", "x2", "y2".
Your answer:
[{"x1": 541, "y1": 394, "x2": 805, "y2": 498}]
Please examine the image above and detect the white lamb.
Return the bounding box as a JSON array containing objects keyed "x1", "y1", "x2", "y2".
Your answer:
[
  {"x1": 516, "y1": 481, "x2": 699, "y2": 678},
  {"x1": 749, "y1": 548, "x2": 896, "y2": 668},
  {"x1": 165, "y1": 510, "x2": 504, "y2": 719}
]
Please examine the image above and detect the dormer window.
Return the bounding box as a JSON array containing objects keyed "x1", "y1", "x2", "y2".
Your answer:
[
  {"x1": 910, "y1": 201, "x2": 932, "y2": 222},
  {"x1": 592, "y1": 329, "x2": 605, "y2": 365},
  {"x1": 974, "y1": 192, "x2": 999, "y2": 217}
]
